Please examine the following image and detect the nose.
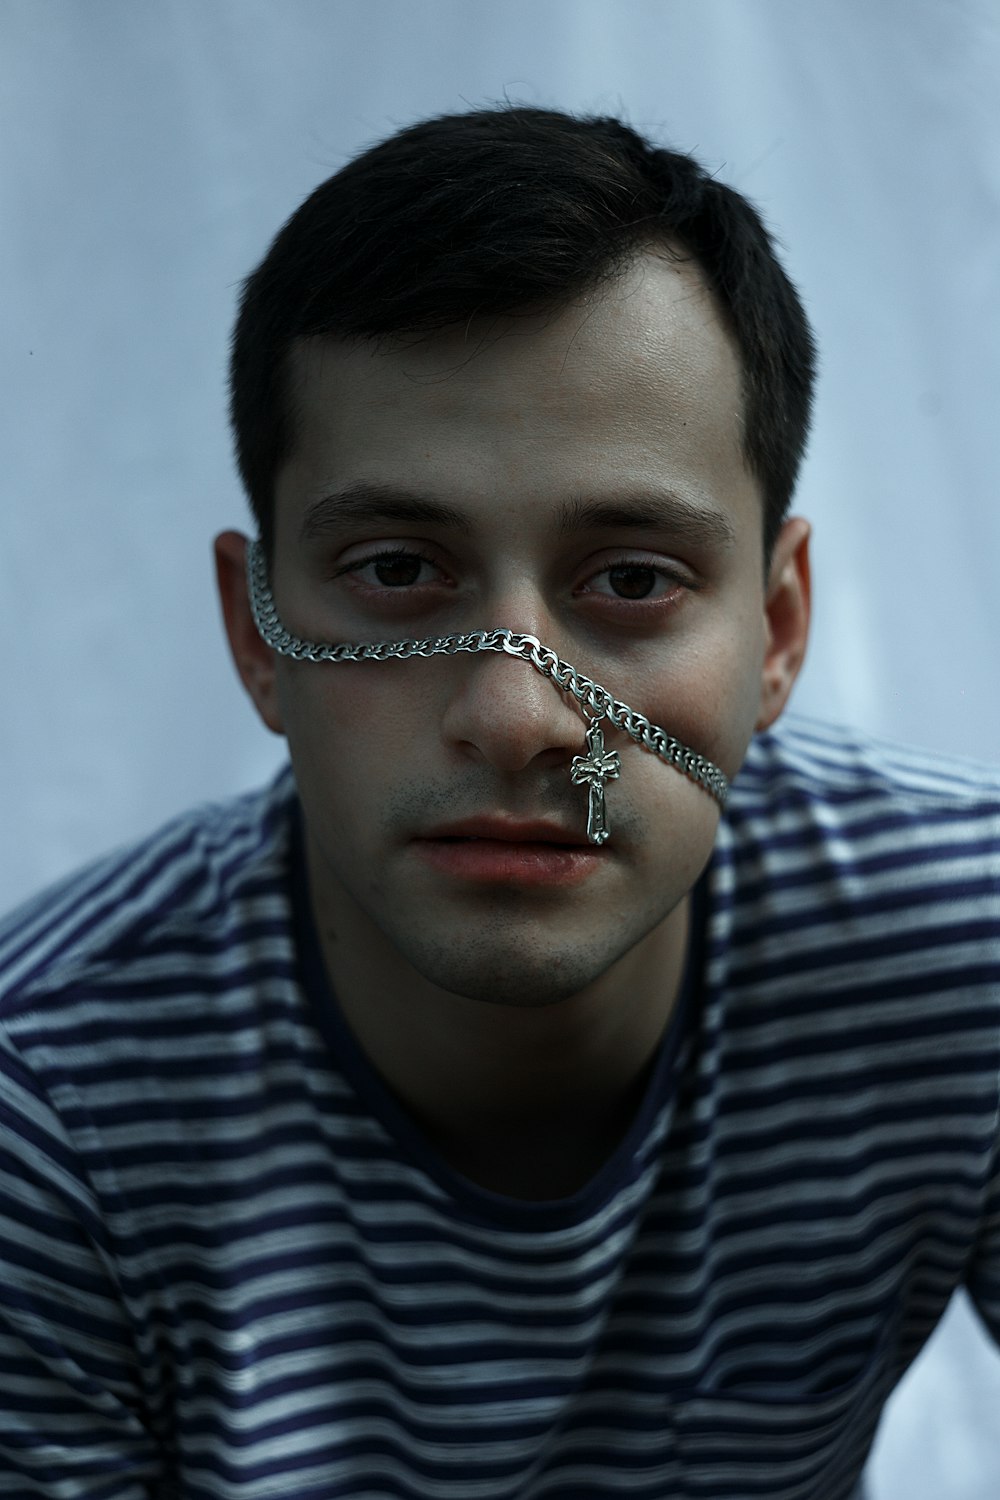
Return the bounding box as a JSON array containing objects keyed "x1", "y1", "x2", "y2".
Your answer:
[{"x1": 440, "y1": 631, "x2": 589, "y2": 775}]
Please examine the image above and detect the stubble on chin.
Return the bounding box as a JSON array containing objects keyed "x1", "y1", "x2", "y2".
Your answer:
[{"x1": 304, "y1": 759, "x2": 710, "y2": 1009}]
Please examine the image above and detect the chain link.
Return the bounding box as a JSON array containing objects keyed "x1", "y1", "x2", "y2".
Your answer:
[{"x1": 246, "y1": 540, "x2": 729, "y2": 808}]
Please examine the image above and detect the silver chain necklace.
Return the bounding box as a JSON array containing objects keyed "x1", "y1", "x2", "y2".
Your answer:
[{"x1": 245, "y1": 540, "x2": 730, "y2": 845}]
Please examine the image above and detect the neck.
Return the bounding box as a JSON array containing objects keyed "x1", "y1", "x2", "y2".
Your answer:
[{"x1": 304, "y1": 835, "x2": 692, "y2": 1200}]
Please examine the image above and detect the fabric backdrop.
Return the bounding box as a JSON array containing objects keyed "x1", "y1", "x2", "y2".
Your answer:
[{"x1": 1, "y1": 1, "x2": 998, "y2": 1493}]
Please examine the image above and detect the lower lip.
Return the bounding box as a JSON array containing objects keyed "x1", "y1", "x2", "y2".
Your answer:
[{"x1": 413, "y1": 838, "x2": 604, "y2": 886}]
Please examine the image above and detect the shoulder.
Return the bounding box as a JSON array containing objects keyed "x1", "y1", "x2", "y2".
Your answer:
[
  {"x1": 716, "y1": 715, "x2": 1000, "y2": 999},
  {"x1": 735, "y1": 714, "x2": 1000, "y2": 817},
  {"x1": 730, "y1": 714, "x2": 1000, "y2": 864},
  {"x1": 0, "y1": 766, "x2": 298, "y2": 1028}
]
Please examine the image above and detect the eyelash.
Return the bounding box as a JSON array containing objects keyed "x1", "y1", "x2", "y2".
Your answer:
[
  {"x1": 332, "y1": 547, "x2": 441, "y2": 589},
  {"x1": 332, "y1": 547, "x2": 691, "y2": 606},
  {"x1": 579, "y1": 555, "x2": 690, "y2": 603}
]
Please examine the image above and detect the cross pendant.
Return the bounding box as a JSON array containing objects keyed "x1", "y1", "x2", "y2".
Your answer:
[{"x1": 570, "y1": 719, "x2": 622, "y2": 846}]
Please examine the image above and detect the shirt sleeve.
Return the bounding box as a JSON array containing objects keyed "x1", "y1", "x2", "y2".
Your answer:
[
  {"x1": 0, "y1": 1023, "x2": 164, "y2": 1498},
  {"x1": 966, "y1": 1115, "x2": 1000, "y2": 1348}
]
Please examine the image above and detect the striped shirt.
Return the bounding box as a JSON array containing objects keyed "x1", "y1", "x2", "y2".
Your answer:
[{"x1": 1, "y1": 716, "x2": 998, "y2": 1499}]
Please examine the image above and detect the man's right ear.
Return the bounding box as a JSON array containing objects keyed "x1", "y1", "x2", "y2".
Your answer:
[{"x1": 214, "y1": 531, "x2": 286, "y2": 735}]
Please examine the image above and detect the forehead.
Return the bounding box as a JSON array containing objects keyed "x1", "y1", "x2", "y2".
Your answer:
[{"x1": 277, "y1": 252, "x2": 758, "y2": 543}]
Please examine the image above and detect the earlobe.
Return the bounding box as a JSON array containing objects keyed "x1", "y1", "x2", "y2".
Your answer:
[
  {"x1": 755, "y1": 517, "x2": 812, "y2": 732},
  {"x1": 214, "y1": 531, "x2": 286, "y2": 735}
]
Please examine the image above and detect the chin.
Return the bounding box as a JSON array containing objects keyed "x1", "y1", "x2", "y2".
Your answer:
[
  {"x1": 409, "y1": 936, "x2": 624, "y2": 1009},
  {"x1": 446, "y1": 975, "x2": 593, "y2": 1009}
]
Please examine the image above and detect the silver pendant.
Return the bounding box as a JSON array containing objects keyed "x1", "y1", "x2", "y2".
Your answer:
[{"x1": 570, "y1": 718, "x2": 621, "y2": 846}]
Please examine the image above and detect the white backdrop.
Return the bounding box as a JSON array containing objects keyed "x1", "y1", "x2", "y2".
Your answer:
[{"x1": 2, "y1": 1, "x2": 999, "y2": 1494}]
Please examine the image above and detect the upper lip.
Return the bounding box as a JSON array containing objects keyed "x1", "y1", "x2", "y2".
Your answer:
[{"x1": 420, "y1": 816, "x2": 592, "y2": 846}]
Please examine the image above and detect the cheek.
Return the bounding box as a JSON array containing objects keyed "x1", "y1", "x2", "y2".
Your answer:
[
  {"x1": 623, "y1": 747, "x2": 721, "y2": 910},
  {"x1": 639, "y1": 612, "x2": 767, "y2": 782},
  {"x1": 275, "y1": 663, "x2": 435, "y2": 816},
  {"x1": 277, "y1": 668, "x2": 377, "y2": 803}
]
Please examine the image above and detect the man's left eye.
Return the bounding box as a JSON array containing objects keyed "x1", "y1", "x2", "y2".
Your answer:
[
  {"x1": 584, "y1": 562, "x2": 684, "y2": 600},
  {"x1": 607, "y1": 564, "x2": 659, "y2": 599}
]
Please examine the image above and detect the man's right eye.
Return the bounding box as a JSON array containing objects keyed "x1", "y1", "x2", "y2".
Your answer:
[{"x1": 337, "y1": 548, "x2": 439, "y2": 589}]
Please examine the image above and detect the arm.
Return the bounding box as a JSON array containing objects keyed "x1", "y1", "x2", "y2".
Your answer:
[{"x1": 0, "y1": 1026, "x2": 164, "y2": 1498}]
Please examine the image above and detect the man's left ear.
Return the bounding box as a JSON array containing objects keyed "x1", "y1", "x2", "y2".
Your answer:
[{"x1": 756, "y1": 517, "x2": 812, "y2": 732}]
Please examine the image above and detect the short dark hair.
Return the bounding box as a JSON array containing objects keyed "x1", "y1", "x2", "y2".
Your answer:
[{"x1": 229, "y1": 104, "x2": 816, "y2": 561}]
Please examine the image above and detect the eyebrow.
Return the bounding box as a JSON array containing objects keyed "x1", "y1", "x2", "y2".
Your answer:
[
  {"x1": 300, "y1": 483, "x2": 474, "y2": 540},
  {"x1": 298, "y1": 481, "x2": 736, "y2": 550},
  {"x1": 558, "y1": 495, "x2": 736, "y2": 550}
]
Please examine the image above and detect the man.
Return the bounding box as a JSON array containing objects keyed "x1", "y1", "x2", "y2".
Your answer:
[{"x1": 1, "y1": 105, "x2": 997, "y2": 1498}]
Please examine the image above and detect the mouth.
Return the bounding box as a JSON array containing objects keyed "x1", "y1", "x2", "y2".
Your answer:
[
  {"x1": 422, "y1": 818, "x2": 591, "y2": 846},
  {"x1": 412, "y1": 830, "x2": 603, "y2": 886},
  {"x1": 436, "y1": 834, "x2": 581, "y2": 848}
]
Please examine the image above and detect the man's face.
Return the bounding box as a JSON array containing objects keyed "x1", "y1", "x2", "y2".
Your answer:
[{"x1": 246, "y1": 252, "x2": 804, "y2": 1008}]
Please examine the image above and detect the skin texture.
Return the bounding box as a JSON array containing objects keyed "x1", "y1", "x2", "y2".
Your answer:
[{"x1": 216, "y1": 250, "x2": 811, "y2": 1197}]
